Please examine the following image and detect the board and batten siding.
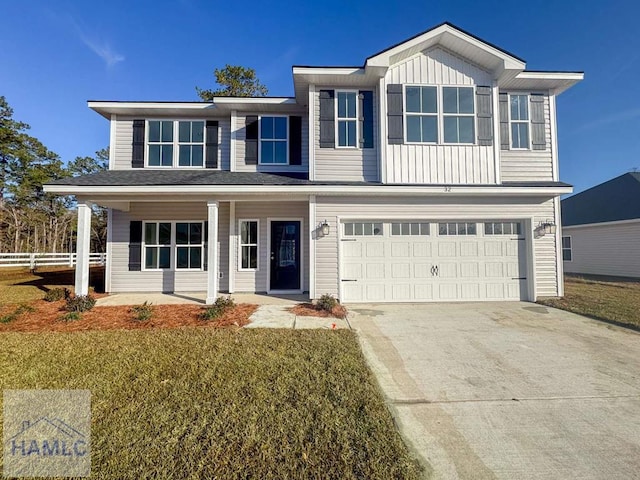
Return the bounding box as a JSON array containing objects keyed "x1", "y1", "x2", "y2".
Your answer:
[
  {"x1": 563, "y1": 221, "x2": 640, "y2": 278},
  {"x1": 233, "y1": 201, "x2": 309, "y2": 292},
  {"x1": 110, "y1": 202, "x2": 229, "y2": 293},
  {"x1": 313, "y1": 88, "x2": 379, "y2": 182},
  {"x1": 314, "y1": 195, "x2": 559, "y2": 299},
  {"x1": 384, "y1": 47, "x2": 496, "y2": 184},
  {"x1": 234, "y1": 114, "x2": 309, "y2": 174},
  {"x1": 500, "y1": 94, "x2": 553, "y2": 182},
  {"x1": 112, "y1": 116, "x2": 231, "y2": 170}
]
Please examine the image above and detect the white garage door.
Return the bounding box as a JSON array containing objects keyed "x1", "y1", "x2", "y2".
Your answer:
[{"x1": 340, "y1": 220, "x2": 528, "y2": 302}]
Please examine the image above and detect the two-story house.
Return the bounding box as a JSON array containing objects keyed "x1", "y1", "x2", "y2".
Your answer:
[{"x1": 45, "y1": 23, "x2": 583, "y2": 304}]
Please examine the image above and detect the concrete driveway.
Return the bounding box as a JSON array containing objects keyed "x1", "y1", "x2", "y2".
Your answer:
[{"x1": 349, "y1": 302, "x2": 640, "y2": 480}]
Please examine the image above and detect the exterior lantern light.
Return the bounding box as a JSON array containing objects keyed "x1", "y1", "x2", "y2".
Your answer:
[
  {"x1": 536, "y1": 220, "x2": 556, "y2": 236},
  {"x1": 321, "y1": 220, "x2": 330, "y2": 236}
]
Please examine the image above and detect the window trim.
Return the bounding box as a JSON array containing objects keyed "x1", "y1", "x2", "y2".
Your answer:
[
  {"x1": 508, "y1": 93, "x2": 531, "y2": 150},
  {"x1": 142, "y1": 221, "x2": 172, "y2": 271},
  {"x1": 562, "y1": 235, "x2": 573, "y2": 262},
  {"x1": 145, "y1": 119, "x2": 207, "y2": 169},
  {"x1": 437, "y1": 222, "x2": 478, "y2": 236},
  {"x1": 141, "y1": 220, "x2": 206, "y2": 272},
  {"x1": 403, "y1": 85, "x2": 477, "y2": 145},
  {"x1": 258, "y1": 115, "x2": 289, "y2": 165},
  {"x1": 175, "y1": 221, "x2": 206, "y2": 270},
  {"x1": 238, "y1": 219, "x2": 260, "y2": 271},
  {"x1": 335, "y1": 89, "x2": 360, "y2": 149}
]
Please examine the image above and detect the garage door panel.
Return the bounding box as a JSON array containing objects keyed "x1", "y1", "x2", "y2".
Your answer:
[{"x1": 341, "y1": 220, "x2": 527, "y2": 303}]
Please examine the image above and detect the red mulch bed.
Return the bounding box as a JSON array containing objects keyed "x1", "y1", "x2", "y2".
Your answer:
[
  {"x1": 288, "y1": 303, "x2": 348, "y2": 319},
  {"x1": 0, "y1": 300, "x2": 257, "y2": 333}
]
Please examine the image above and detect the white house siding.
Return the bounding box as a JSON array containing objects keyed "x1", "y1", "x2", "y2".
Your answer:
[
  {"x1": 314, "y1": 195, "x2": 558, "y2": 299},
  {"x1": 563, "y1": 221, "x2": 640, "y2": 278},
  {"x1": 110, "y1": 202, "x2": 230, "y2": 293},
  {"x1": 500, "y1": 94, "x2": 553, "y2": 182},
  {"x1": 384, "y1": 47, "x2": 496, "y2": 184},
  {"x1": 233, "y1": 201, "x2": 309, "y2": 292},
  {"x1": 313, "y1": 88, "x2": 379, "y2": 182},
  {"x1": 112, "y1": 116, "x2": 231, "y2": 171},
  {"x1": 234, "y1": 114, "x2": 309, "y2": 174}
]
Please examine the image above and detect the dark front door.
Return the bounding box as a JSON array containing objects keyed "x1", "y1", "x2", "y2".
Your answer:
[{"x1": 270, "y1": 221, "x2": 301, "y2": 291}]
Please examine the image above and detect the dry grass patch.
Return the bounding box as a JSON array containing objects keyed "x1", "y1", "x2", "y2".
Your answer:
[
  {"x1": 0, "y1": 329, "x2": 424, "y2": 479},
  {"x1": 539, "y1": 276, "x2": 640, "y2": 329},
  {"x1": 289, "y1": 302, "x2": 348, "y2": 319}
]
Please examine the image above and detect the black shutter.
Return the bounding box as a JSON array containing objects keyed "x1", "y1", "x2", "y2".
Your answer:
[
  {"x1": 245, "y1": 116, "x2": 258, "y2": 164},
  {"x1": 203, "y1": 221, "x2": 208, "y2": 271},
  {"x1": 476, "y1": 86, "x2": 493, "y2": 146},
  {"x1": 387, "y1": 84, "x2": 403, "y2": 145},
  {"x1": 530, "y1": 95, "x2": 546, "y2": 150},
  {"x1": 499, "y1": 93, "x2": 509, "y2": 150},
  {"x1": 319, "y1": 90, "x2": 335, "y2": 148},
  {"x1": 132, "y1": 120, "x2": 145, "y2": 168},
  {"x1": 128, "y1": 221, "x2": 142, "y2": 271},
  {"x1": 360, "y1": 90, "x2": 374, "y2": 149},
  {"x1": 205, "y1": 120, "x2": 219, "y2": 168},
  {"x1": 289, "y1": 116, "x2": 302, "y2": 165}
]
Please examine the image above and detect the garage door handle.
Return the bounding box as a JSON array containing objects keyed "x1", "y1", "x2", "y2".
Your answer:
[
  {"x1": 512, "y1": 277, "x2": 527, "y2": 280},
  {"x1": 431, "y1": 265, "x2": 439, "y2": 277},
  {"x1": 341, "y1": 279, "x2": 358, "y2": 282},
  {"x1": 341, "y1": 238, "x2": 357, "y2": 242}
]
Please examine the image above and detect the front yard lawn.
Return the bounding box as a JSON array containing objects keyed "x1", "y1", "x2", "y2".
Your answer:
[
  {"x1": 0, "y1": 328, "x2": 423, "y2": 479},
  {"x1": 539, "y1": 275, "x2": 640, "y2": 329}
]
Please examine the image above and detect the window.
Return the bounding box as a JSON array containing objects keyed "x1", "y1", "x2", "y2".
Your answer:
[
  {"x1": 239, "y1": 220, "x2": 259, "y2": 270},
  {"x1": 484, "y1": 222, "x2": 522, "y2": 235},
  {"x1": 147, "y1": 120, "x2": 205, "y2": 167},
  {"x1": 144, "y1": 222, "x2": 172, "y2": 269},
  {"x1": 443, "y1": 87, "x2": 475, "y2": 144},
  {"x1": 562, "y1": 236, "x2": 572, "y2": 261},
  {"x1": 336, "y1": 91, "x2": 358, "y2": 147},
  {"x1": 406, "y1": 86, "x2": 438, "y2": 143},
  {"x1": 178, "y1": 121, "x2": 204, "y2": 166},
  {"x1": 510, "y1": 94, "x2": 529, "y2": 149},
  {"x1": 344, "y1": 222, "x2": 383, "y2": 236},
  {"x1": 438, "y1": 222, "x2": 477, "y2": 235},
  {"x1": 391, "y1": 222, "x2": 430, "y2": 236},
  {"x1": 148, "y1": 121, "x2": 173, "y2": 167},
  {"x1": 176, "y1": 222, "x2": 204, "y2": 269},
  {"x1": 260, "y1": 117, "x2": 287, "y2": 164}
]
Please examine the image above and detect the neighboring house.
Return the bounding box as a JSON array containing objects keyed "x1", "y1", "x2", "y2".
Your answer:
[
  {"x1": 45, "y1": 22, "x2": 583, "y2": 303},
  {"x1": 562, "y1": 172, "x2": 640, "y2": 278}
]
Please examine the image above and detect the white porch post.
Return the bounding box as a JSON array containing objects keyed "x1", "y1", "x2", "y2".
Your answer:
[
  {"x1": 206, "y1": 201, "x2": 219, "y2": 304},
  {"x1": 75, "y1": 202, "x2": 92, "y2": 296}
]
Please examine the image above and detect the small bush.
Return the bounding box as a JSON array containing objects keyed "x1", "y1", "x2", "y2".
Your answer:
[
  {"x1": 0, "y1": 312, "x2": 17, "y2": 324},
  {"x1": 131, "y1": 301, "x2": 154, "y2": 321},
  {"x1": 60, "y1": 311, "x2": 81, "y2": 322},
  {"x1": 317, "y1": 294, "x2": 338, "y2": 312},
  {"x1": 0, "y1": 304, "x2": 36, "y2": 323},
  {"x1": 65, "y1": 295, "x2": 96, "y2": 312},
  {"x1": 44, "y1": 288, "x2": 71, "y2": 302},
  {"x1": 199, "y1": 296, "x2": 235, "y2": 321},
  {"x1": 16, "y1": 303, "x2": 36, "y2": 314}
]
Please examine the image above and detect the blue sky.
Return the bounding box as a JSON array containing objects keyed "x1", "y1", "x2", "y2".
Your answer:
[{"x1": 2, "y1": 0, "x2": 639, "y2": 194}]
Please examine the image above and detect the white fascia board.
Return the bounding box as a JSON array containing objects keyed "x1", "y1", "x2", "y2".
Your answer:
[
  {"x1": 292, "y1": 67, "x2": 365, "y2": 76},
  {"x1": 44, "y1": 184, "x2": 573, "y2": 196},
  {"x1": 211, "y1": 97, "x2": 297, "y2": 105},
  {"x1": 563, "y1": 218, "x2": 640, "y2": 229}
]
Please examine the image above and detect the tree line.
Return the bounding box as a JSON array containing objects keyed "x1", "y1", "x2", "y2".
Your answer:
[{"x1": 0, "y1": 96, "x2": 107, "y2": 254}]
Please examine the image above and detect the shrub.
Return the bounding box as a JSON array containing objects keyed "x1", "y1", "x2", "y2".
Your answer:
[
  {"x1": 1, "y1": 304, "x2": 36, "y2": 323},
  {"x1": 44, "y1": 288, "x2": 71, "y2": 302},
  {"x1": 65, "y1": 295, "x2": 96, "y2": 312},
  {"x1": 131, "y1": 301, "x2": 154, "y2": 321},
  {"x1": 316, "y1": 294, "x2": 338, "y2": 313},
  {"x1": 199, "y1": 296, "x2": 235, "y2": 321},
  {"x1": 0, "y1": 312, "x2": 17, "y2": 324},
  {"x1": 60, "y1": 311, "x2": 81, "y2": 322}
]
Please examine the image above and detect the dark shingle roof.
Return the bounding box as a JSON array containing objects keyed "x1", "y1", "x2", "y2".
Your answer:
[{"x1": 562, "y1": 172, "x2": 640, "y2": 226}]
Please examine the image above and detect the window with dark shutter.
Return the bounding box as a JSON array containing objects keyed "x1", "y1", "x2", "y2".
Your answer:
[
  {"x1": 530, "y1": 95, "x2": 546, "y2": 150},
  {"x1": 476, "y1": 86, "x2": 493, "y2": 146},
  {"x1": 245, "y1": 116, "x2": 259, "y2": 164},
  {"x1": 132, "y1": 120, "x2": 145, "y2": 168},
  {"x1": 360, "y1": 90, "x2": 374, "y2": 148},
  {"x1": 498, "y1": 93, "x2": 510, "y2": 150},
  {"x1": 387, "y1": 84, "x2": 403, "y2": 145},
  {"x1": 128, "y1": 221, "x2": 142, "y2": 271},
  {"x1": 319, "y1": 90, "x2": 335, "y2": 148},
  {"x1": 289, "y1": 116, "x2": 302, "y2": 165},
  {"x1": 205, "y1": 121, "x2": 219, "y2": 168}
]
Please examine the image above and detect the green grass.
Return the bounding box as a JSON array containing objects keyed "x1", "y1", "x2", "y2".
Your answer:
[
  {"x1": 0, "y1": 328, "x2": 423, "y2": 479},
  {"x1": 539, "y1": 276, "x2": 640, "y2": 329}
]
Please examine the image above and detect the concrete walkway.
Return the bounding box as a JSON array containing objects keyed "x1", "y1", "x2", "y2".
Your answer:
[
  {"x1": 350, "y1": 302, "x2": 640, "y2": 480},
  {"x1": 246, "y1": 304, "x2": 350, "y2": 329}
]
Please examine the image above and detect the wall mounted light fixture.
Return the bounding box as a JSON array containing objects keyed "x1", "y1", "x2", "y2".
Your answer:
[
  {"x1": 320, "y1": 220, "x2": 330, "y2": 236},
  {"x1": 535, "y1": 220, "x2": 556, "y2": 236}
]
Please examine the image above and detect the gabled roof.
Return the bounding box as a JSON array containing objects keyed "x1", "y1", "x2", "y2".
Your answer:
[{"x1": 562, "y1": 173, "x2": 640, "y2": 226}]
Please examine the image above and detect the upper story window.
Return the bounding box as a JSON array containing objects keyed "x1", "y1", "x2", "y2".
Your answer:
[
  {"x1": 336, "y1": 91, "x2": 358, "y2": 147},
  {"x1": 442, "y1": 87, "x2": 474, "y2": 144},
  {"x1": 405, "y1": 86, "x2": 437, "y2": 143},
  {"x1": 510, "y1": 94, "x2": 530, "y2": 149},
  {"x1": 259, "y1": 116, "x2": 288, "y2": 164},
  {"x1": 147, "y1": 120, "x2": 205, "y2": 167}
]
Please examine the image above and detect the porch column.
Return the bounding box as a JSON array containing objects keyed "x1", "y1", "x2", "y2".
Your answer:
[
  {"x1": 75, "y1": 202, "x2": 92, "y2": 296},
  {"x1": 206, "y1": 201, "x2": 219, "y2": 304}
]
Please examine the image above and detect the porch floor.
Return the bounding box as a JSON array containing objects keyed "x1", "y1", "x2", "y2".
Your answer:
[{"x1": 96, "y1": 292, "x2": 309, "y2": 307}]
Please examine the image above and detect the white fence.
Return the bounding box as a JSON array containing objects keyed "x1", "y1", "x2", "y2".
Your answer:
[{"x1": 0, "y1": 253, "x2": 107, "y2": 269}]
